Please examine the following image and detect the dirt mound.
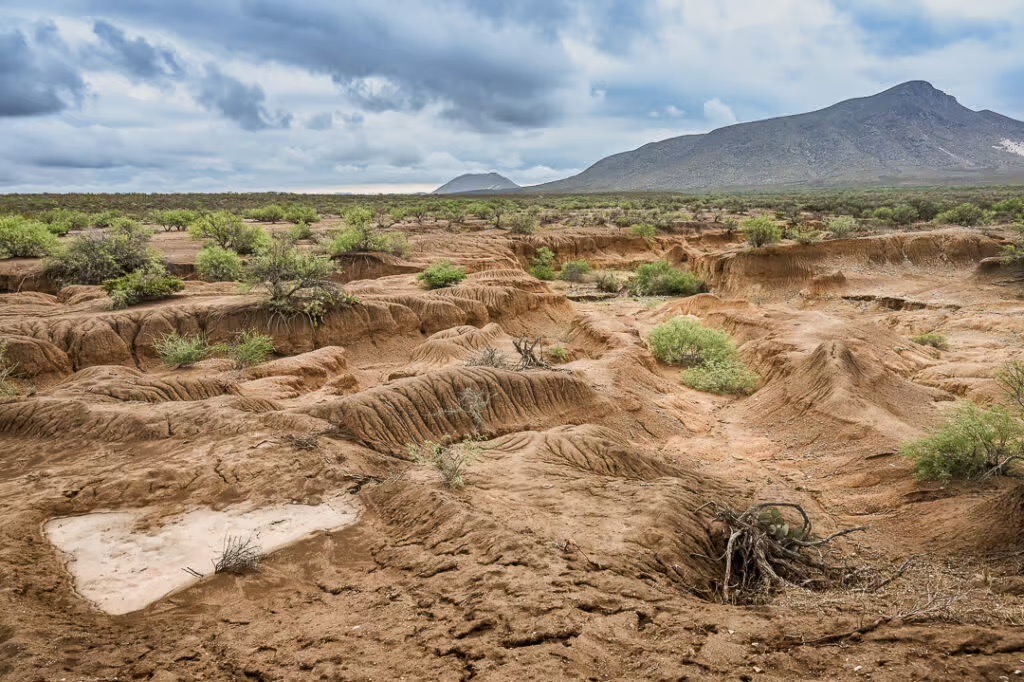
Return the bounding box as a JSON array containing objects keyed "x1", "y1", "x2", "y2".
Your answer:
[
  {"x1": 52, "y1": 365, "x2": 237, "y2": 402},
  {"x1": 333, "y1": 252, "x2": 421, "y2": 283},
  {"x1": 409, "y1": 323, "x2": 506, "y2": 366}
]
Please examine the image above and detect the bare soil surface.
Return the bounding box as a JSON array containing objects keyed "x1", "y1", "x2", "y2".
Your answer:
[{"x1": 2, "y1": 221, "x2": 1024, "y2": 680}]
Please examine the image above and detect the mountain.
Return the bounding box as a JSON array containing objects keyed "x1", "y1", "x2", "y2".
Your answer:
[
  {"x1": 434, "y1": 172, "x2": 520, "y2": 194},
  {"x1": 530, "y1": 81, "x2": 1024, "y2": 193}
]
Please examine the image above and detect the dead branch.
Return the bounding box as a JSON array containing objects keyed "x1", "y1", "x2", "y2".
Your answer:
[{"x1": 512, "y1": 336, "x2": 551, "y2": 370}]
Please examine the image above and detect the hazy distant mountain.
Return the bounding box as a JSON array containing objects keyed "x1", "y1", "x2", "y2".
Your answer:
[
  {"x1": 434, "y1": 172, "x2": 520, "y2": 194},
  {"x1": 530, "y1": 81, "x2": 1024, "y2": 192}
]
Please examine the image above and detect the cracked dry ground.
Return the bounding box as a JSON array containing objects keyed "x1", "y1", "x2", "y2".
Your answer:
[{"x1": 3, "y1": 224, "x2": 1024, "y2": 680}]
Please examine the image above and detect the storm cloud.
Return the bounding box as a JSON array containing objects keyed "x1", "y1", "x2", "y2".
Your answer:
[{"x1": 0, "y1": 25, "x2": 84, "y2": 116}]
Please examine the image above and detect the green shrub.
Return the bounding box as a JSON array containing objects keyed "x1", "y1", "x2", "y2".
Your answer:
[
  {"x1": 47, "y1": 221, "x2": 154, "y2": 284},
  {"x1": 226, "y1": 329, "x2": 275, "y2": 368},
  {"x1": 901, "y1": 404, "x2": 1024, "y2": 481},
  {"x1": 343, "y1": 206, "x2": 373, "y2": 229},
  {"x1": 410, "y1": 439, "x2": 481, "y2": 489},
  {"x1": 935, "y1": 203, "x2": 988, "y2": 227},
  {"x1": 419, "y1": 260, "x2": 467, "y2": 289},
  {"x1": 506, "y1": 212, "x2": 538, "y2": 235},
  {"x1": 246, "y1": 238, "x2": 344, "y2": 324},
  {"x1": 741, "y1": 217, "x2": 782, "y2": 247},
  {"x1": 648, "y1": 317, "x2": 758, "y2": 395},
  {"x1": 103, "y1": 261, "x2": 184, "y2": 308},
  {"x1": 288, "y1": 222, "x2": 314, "y2": 241},
  {"x1": 529, "y1": 247, "x2": 556, "y2": 280},
  {"x1": 891, "y1": 204, "x2": 919, "y2": 226},
  {"x1": 326, "y1": 225, "x2": 408, "y2": 256},
  {"x1": 631, "y1": 223, "x2": 657, "y2": 239},
  {"x1": 155, "y1": 332, "x2": 213, "y2": 368},
  {"x1": 40, "y1": 209, "x2": 90, "y2": 235},
  {"x1": 993, "y1": 198, "x2": 1024, "y2": 222},
  {"x1": 90, "y1": 210, "x2": 123, "y2": 228},
  {"x1": 284, "y1": 205, "x2": 319, "y2": 225},
  {"x1": 547, "y1": 345, "x2": 570, "y2": 363},
  {"x1": 196, "y1": 245, "x2": 244, "y2": 282},
  {"x1": 0, "y1": 216, "x2": 59, "y2": 258},
  {"x1": 628, "y1": 260, "x2": 705, "y2": 297},
  {"x1": 189, "y1": 211, "x2": 269, "y2": 254},
  {"x1": 595, "y1": 272, "x2": 622, "y2": 293},
  {"x1": 245, "y1": 204, "x2": 286, "y2": 223},
  {"x1": 559, "y1": 259, "x2": 592, "y2": 282},
  {"x1": 825, "y1": 215, "x2": 859, "y2": 238},
  {"x1": 151, "y1": 209, "x2": 198, "y2": 232},
  {"x1": 792, "y1": 229, "x2": 821, "y2": 245},
  {"x1": 911, "y1": 333, "x2": 949, "y2": 351}
]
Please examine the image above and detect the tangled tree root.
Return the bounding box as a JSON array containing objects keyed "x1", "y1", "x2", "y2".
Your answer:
[{"x1": 700, "y1": 502, "x2": 867, "y2": 603}]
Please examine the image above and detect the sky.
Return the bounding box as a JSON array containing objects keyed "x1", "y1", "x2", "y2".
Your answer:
[{"x1": 1, "y1": 0, "x2": 1022, "y2": 194}]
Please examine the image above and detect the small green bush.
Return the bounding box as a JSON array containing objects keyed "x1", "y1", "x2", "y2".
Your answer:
[
  {"x1": 792, "y1": 229, "x2": 821, "y2": 245},
  {"x1": 47, "y1": 221, "x2": 154, "y2": 284},
  {"x1": 284, "y1": 205, "x2": 319, "y2": 225},
  {"x1": 40, "y1": 209, "x2": 90, "y2": 235},
  {"x1": 410, "y1": 439, "x2": 481, "y2": 489},
  {"x1": 911, "y1": 333, "x2": 949, "y2": 351},
  {"x1": 935, "y1": 203, "x2": 988, "y2": 227},
  {"x1": 505, "y1": 212, "x2": 538, "y2": 235},
  {"x1": 891, "y1": 204, "x2": 919, "y2": 226},
  {"x1": 559, "y1": 259, "x2": 592, "y2": 282},
  {"x1": 741, "y1": 217, "x2": 782, "y2": 247},
  {"x1": 595, "y1": 272, "x2": 622, "y2": 293},
  {"x1": 326, "y1": 225, "x2": 408, "y2": 257},
  {"x1": 547, "y1": 345, "x2": 570, "y2": 363},
  {"x1": 196, "y1": 245, "x2": 244, "y2": 282},
  {"x1": 418, "y1": 260, "x2": 467, "y2": 289},
  {"x1": 529, "y1": 247, "x2": 556, "y2": 280},
  {"x1": 227, "y1": 329, "x2": 275, "y2": 368},
  {"x1": 682, "y1": 359, "x2": 760, "y2": 396},
  {"x1": 155, "y1": 332, "x2": 213, "y2": 368},
  {"x1": 189, "y1": 211, "x2": 269, "y2": 255},
  {"x1": 631, "y1": 223, "x2": 657, "y2": 239},
  {"x1": 901, "y1": 403, "x2": 1024, "y2": 481},
  {"x1": 825, "y1": 215, "x2": 859, "y2": 238},
  {"x1": 629, "y1": 260, "x2": 705, "y2": 297},
  {"x1": 103, "y1": 261, "x2": 184, "y2": 308},
  {"x1": 648, "y1": 317, "x2": 758, "y2": 395},
  {"x1": 246, "y1": 204, "x2": 286, "y2": 223},
  {"x1": 0, "y1": 216, "x2": 59, "y2": 258},
  {"x1": 246, "y1": 238, "x2": 344, "y2": 324},
  {"x1": 90, "y1": 210, "x2": 123, "y2": 228},
  {"x1": 151, "y1": 209, "x2": 198, "y2": 232},
  {"x1": 288, "y1": 222, "x2": 314, "y2": 241}
]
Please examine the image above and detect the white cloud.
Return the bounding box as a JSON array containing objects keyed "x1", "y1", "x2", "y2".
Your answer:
[{"x1": 703, "y1": 98, "x2": 737, "y2": 126}]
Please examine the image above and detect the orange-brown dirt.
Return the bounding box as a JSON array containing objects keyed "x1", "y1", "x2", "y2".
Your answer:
[{"x1": 3, "y1": 222, "x2": 1024, "y2": 680}]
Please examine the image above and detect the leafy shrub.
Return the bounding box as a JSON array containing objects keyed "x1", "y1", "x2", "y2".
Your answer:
[
  {"x1": 890, "y1": 204, "x2": 919, "y2": 226},
  {"x1": 628, "y1": 260, "x2": 705, "y2": 297},
  {"x1": 418, "y1": 260, "x2": 467, "y2": 289},
  {"x1": 245, "y1": 204, "x2": 286, "y2": 223},
  {"x1": 103, "y1": 261, "x2": 184, "y2": 308},
  {"x1": 90, "y1": 210, "x2": 123, "y2": 228},
  {"x1": 547, "y1": 345, "x2": 570, "y2": 363},
  {"x1": 648, "y1": 317, "x2": 758, "y2": 395},
  {"x1": 529, "y1": 247, "x2": 556, "y2": 280},
  {"x1": 327, "y1": 224, "x2": 408, "y2": 256},
  {"x1": 506, "y1": 212, "x2": 538, "y2": 235},
  {"x1": 559, "y1": 259, "x2": 592, "y2": 282},
  {"x1": 0, "y1": 216, "x2": 59, "y2": 258},
  {"x1": 288, "y1": 222, "x2": 314, "y2": 241},
  {"x1": 196, "y1": 245, "x2": 244, "y2": 282},
  {"x1": 155, "y1": 332, "x2": 213, "y2": 368},
  {"x1": 151, "y1": 209, "x2": 198, "y2": 232},
  {"x1": 226, "y1": 329, "x2": 275, "y2": 368},
  {"x1": 246, "y1": 238, "x2": 344, "y2": 324},
  {"x1": 911, "y1": 332, "x2": 949, "y2": 351},
  {"x1": 901, "y1": 404, "x2": 1024, "y2": 481},
  {"x1": 631, "y1": 223, "x2": 657, "y2": 239},
  {"x1": 825, "y1": 215, "x2": 859, "y2": 238},
  {"x1": 935, "y1": 203, "x2": 988, "y2": 227},
  {"x1": 993, "y1": 198, "x2": 1024, "y2": 222},
  {"x1": 40, "y1": 209, "x2": 90, "y2": 235},
  {"x1": 410, "y1": 440, "x2": 481, "y2": 489},
  {"x1": 47, "y1": 221, "x2": 154, "y2": 284},
  {"x1": 741, "y1": 217, "x2": 782, "y2": 247},
  {"x1": 189, "y1": 211, "x2": 269, "y2": 254},
  {"x1": 792, "y1": 229, "x2": 821, "y2": 245},
  {"x1": 595, "y1": 272, "x2": 622, "y2": 293},
  {"x1": 284, "y1": 205, "x2": 319, "y2": 225}
]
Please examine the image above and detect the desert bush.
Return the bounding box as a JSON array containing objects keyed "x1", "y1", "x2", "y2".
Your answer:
[
  {"x1": 226, "y1": 329, "x2": 275, "y2": 368},
  {"x1": 155, "y1": 332, "x2": 213, "y2": 368},
  {"x1": 418, "y1": 260, "x2": 466, "y2": 289},
  {"x1": 630, "y1": 223, "x2": 657, "y2": 239},
  {"x1": 595, "y1": 272, "x2": 622, "y2": 293},
  {"x1": 911, "y1": 332, "x2": 949, "y2": 350},
  {"x1": 741, "y1": 216, "x2": 782, "y2": 247},
  {"x1": 993, "y1": 198, "x2": 1024, "y2": 222},
  {"x1": 547, "y1": 345, "x2": 570, "y2": 363},
  {"x1": 103, "y1": 261, "x2": 184, "y2": 308},
  {"x1": 648, "y1": 317, "x2": 758, "y2": 395},
  {"x1": 529, "y1": 247, "x2": 557, "y2": 280},
  {"x1": 189, "y1": 211, "x2": 269, "y2": 254},
  {"x1": 214, "y1": 535, "x2": 264, "y2": 574},
  {"x1": 47, "y1": 221, "x2": 154, "y2": 284},
  {"x1": 506, "y1": 212, "x2": 538, "y2": 235},
  {"x1": 246, "y1": 204, "x2": 286, "y2": 223},
  {"x1": 792, "y1": 228, "x2": 821, "y2": 245},
  {"x1": 0, "y1": 341, "x2": 19, "y2": 398},
  {"x1": 467, "y1": 347, "x2": 510, "y2": 369},
  {"x1": 935, "y1": 203, "x2": 988, "y2": 227},
  {"x1": 343, "y1": 206, "x2": 373, "y2": 229},
  {"x1": 628, "y1": 260, "x2": 705, "y2": 297},
  {"x1": 410, "y1": 440, "x2": 481, "y2": 489},
  {"x1": 287, "y1": 222, "x2": 314, "y2": 241},
  {"x1": 151, "y1": 209, "x2": 198, "y2": 232},
  {"x1": 246, "y1": 238, "x2": 345, "y2": 323},
  {"x1": 327, "y1": 224, "x2": 408, "y2": 256},
  {"x1": 559, "y1": 259, "x2": 592, "y2": 282},
  {"x1": 196, "y1": 245, "x2": 244, "y2": 282},
  {"x1": 90, "y1": 210, "x2": 122, "y2": 228},
  {"x1": 890, "y1": 203, "x2": 919, "y2": 226},
  {"x1": 0, "y1": 216, "x2": 59, "y2": 258},
  {"x1": 40, "y1": 208, "x2": 90, "y2": 235},
  {"x1": 901, "y1": 403, "x2": 1024, "y2": 481},
  {"x1": 284, "y1": 204, "x2": 319, "y2": 225},
  {"x1": 825, "y1": 215, "x2": 859, "y2": 238}
]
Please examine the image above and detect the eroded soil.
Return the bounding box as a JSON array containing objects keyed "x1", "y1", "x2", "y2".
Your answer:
[{"x1": 2, "y1": 221, "x2": 1024, "y2": 680}]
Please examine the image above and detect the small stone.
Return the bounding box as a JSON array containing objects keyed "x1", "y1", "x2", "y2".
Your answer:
[{"x1": 854, "y1": 666, "x2": 863, "y2": 673}]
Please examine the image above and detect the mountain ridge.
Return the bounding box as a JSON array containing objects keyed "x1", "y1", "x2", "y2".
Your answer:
[{"x1": 433, "y1": 172, "x2": 520, "y2": 194}]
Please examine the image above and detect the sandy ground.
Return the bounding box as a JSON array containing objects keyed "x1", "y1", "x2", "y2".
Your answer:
[{"x1": 1, "y1": 220, "x2": 1024, "y2": 680}]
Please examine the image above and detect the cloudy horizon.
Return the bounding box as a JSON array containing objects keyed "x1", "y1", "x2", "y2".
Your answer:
[{"x1": 1, "y1": 1, "x2": 1023, "y2": 194}]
